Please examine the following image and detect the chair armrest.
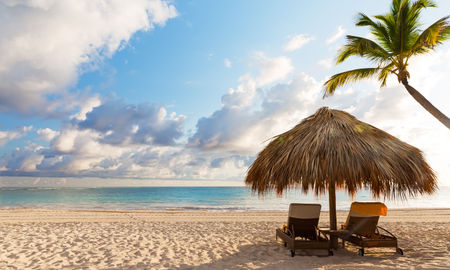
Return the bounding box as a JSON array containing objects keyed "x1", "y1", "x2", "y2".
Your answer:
[
  {"x1": 376, "y1": 226, "x2": 396, "y2": 238},
  {"x1": 316, "y1": 228, "x2": 330, "y2": 240},
  {"x1": 276, "y1": 228, "x2": 294, "y2": 238}
]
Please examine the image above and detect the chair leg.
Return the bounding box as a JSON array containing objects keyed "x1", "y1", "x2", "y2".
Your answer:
[{"x1": 358, "y1": 248, "x2": 364, "y2": 256}]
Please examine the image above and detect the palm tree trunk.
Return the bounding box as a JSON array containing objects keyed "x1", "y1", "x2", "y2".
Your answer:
[{"x1": 401, "y1": 79, "x2": 450, "y2": 130}]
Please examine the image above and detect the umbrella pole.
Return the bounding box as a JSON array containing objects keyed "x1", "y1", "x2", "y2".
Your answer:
[{"x1": 328, "y1": 177, "x2": 338, "y2": 249}]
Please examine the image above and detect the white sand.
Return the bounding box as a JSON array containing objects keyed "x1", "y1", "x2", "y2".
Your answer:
[{"x1": 0, "y1": 209, "x2": 449, "y2": 269}]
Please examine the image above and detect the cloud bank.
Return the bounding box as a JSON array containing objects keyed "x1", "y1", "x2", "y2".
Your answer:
[
  {"x1": 1, "y1": 44, "x2": 449, "y2": 184},
  {"x1": 0, "y1": 0, "x2": 177, "y2": 116}
]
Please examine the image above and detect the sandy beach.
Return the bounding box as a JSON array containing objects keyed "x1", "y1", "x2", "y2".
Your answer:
[{"x1": 0, "y1": 209, "x2": 449, "y2": 269}]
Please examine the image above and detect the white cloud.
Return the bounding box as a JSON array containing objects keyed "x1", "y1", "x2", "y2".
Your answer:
[
  {"x1": 189, "y1": 72, "x2": 326, "y2": 152},
  {"x1": 20, "y1": 153, "x2": 44, "y2": 172},
  {"x1": 37, "y1": 128, "x2": 60, "y2": 142},
  {"x1": 251, "y1": 52, "x2": 294, "y2": 87},
  {"x1": 70, "y1": 94, "x2": 102, "y2": 121},
  {"x1": 220, "y1": 53, "x2": 294, "y2": 111},
  {"x1": 283, "y1": 34, "x2": 314, "y2": 52},
  {"x1": 0, "y1": 126, "x2": 32, "y2": 146},
  {"x1": 224, "y1": 58, "x2": 232, "y2": 68},
  {"x1": 0, "y1": 0, "x2": 177, "y2": 116},
  {"x1": 51, "y1": 128, "x2": 97, "y2": 154},
  {"x1": 77, "y1": 100, "x2": 185, "y2": 146},
  {"x1": 1, "y1": 143, "x2": 43, "y2": 172},
  {"x1": 326, "y1": 25, "x2": 346, "y2": 44},
  {"x1": 221, "y1": 74, "x2": 257, "y2": 109},
  {"x1": 318, "y1": 58, "x2": 333, "y2": 69}
]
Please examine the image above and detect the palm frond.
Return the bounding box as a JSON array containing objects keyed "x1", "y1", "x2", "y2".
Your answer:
[
  {"x1": 375, "y1": 13, "x2": 399, "y2": 52},
  {"x1": 391, "y1": 0, "x2": 403, "y2": 15},
  {"x1": 393, "y1": 0, "x2": 436, "y2": 53},
  {"x1": 408, "y1": 0, "x2": 436, "y2": 27},
  {"x1": 377, "y1": 63, "x2": 396, "y2": 87},
  {"x1": 402, "y1": 0, "x2": 434, "y2": 51},
  {"x1": 410, "y1": 16, "x2": 450, "y2": 56},
  {"x1": 324, "y1": 68, "x2": 380, "y2": 97},
  {"x1": 337, "y1": 35, "x2": 392, "y2": 64},
  {"x1": 410, "y1": 0, "x2": 436, "y2": 11},
  {"x1": 377, "y1": 1, "x2": 413, "y2": 53},
  {"x1": 356, "y1": 13, "x2": 392, "y2": 51},
  {"x1": 395, "y1": 0, "x2": 415, "y2": 53}
]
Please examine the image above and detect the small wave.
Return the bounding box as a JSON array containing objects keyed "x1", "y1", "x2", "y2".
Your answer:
[
  {"x1": 0, "y1": 187, "x2": 25, "y2": 191},
  {"x1": 0, "y1": 187, "x2": 59, "y2": 191},
  {"x1": 161, "y1": 206, "x2": 254, "y2": 212}
]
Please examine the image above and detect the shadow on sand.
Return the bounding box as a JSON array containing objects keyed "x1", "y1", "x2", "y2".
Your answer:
[{"x1": 175, "y1": 240, "x2": 407, "y2": 270}]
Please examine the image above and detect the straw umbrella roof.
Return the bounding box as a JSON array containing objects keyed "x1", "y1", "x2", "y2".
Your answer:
[{"x1": 246, "y1": 107, "x2": 437, "y2": 199}]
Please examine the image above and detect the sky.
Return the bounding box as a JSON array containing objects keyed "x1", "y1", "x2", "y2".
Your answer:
[{"x1": 0, "y1": 0, "x2": 449, "y2": 187}]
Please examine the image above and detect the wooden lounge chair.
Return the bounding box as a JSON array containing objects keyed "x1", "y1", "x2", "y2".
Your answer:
[
  {"x1": 276, "y1": 203, "x2": 332, "y2": 257},
  {"x1": 337, "y1": 202, "x2": 403, "y2": 256}
]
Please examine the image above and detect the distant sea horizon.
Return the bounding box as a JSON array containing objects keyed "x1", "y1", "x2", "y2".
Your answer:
[{"x1": 1, "y1": 186, "x2": 449, "y2": 211}]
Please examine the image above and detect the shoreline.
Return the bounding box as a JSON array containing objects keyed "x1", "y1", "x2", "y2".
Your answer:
[
  {"x1": 1, "y1": 206, "x2": 450, "y2": 212},
  {"x1": 1, "y1": 206, "x2": 449, "y2": 212},
  {"x1": 1, "y1": 208, "x2": 449, "y2": 224}
]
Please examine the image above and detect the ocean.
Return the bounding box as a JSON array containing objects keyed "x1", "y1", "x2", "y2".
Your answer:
[{"x1": 0, "y1": 186, "x2": 449, "y2": 211}]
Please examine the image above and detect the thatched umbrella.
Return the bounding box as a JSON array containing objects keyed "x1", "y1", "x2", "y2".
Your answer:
[{"x1": 246, "y1": 107, "x2": 436, "y2": 247}]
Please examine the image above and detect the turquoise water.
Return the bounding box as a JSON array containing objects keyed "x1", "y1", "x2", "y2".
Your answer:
[{"x1": 0, "y1": 186, "x2": 449, "y2": 211}]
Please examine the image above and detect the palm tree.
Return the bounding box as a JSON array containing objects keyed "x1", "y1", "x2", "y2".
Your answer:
[{"x1": 324, "y1": 0, "x2": 450, "y2": 129}]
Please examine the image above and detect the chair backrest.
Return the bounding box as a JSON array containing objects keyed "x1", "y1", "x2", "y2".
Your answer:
[
  {"x1": 287, "y1": 203, "x2": 321, "y2": 239},
  {"x1": 345, "y1": 202, "x2": 387, "y2": 235}
]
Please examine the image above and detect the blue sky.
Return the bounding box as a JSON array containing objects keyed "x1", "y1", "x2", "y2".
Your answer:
[{"x1": 0, "y1": 0, "x2": 449, "y2": 186}]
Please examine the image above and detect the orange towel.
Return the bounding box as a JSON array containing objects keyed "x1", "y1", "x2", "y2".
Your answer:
[{"x1": 350, "y1": 202, "x2": 388, "y2": 216}]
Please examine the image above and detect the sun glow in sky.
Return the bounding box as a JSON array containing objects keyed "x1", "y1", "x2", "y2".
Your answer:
[{"x1": 0, "y1": 0, "x2": 449, "y2": 186}]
